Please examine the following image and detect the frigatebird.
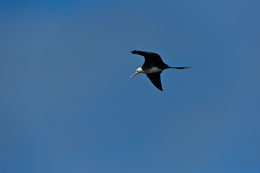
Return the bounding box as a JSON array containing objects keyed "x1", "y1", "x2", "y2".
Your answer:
[{"x1": 130, "y1": 50, "x2": 190, "y2": 91}]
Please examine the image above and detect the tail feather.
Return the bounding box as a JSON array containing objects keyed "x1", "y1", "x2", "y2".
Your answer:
[{"x1": 169, "y1": 66, "x2": 191, "y2": 69}]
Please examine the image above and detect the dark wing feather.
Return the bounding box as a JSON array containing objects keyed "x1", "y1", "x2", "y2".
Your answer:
[
  {"x1": 131, "y1": 50, "x2": 165, "y2": 65},
  {"x1": 146, "y1": 72, "x2": 163, "y2": 91}
]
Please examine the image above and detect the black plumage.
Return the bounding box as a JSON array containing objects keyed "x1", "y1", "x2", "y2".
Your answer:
[
  {"x1": 131, "y1": 50, "x2": 190, "y2": 91},
  {"x1": 131, "y1": 50, "x2": 169, "y2": 70}
]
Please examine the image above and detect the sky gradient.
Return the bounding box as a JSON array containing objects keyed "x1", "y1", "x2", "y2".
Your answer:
[{"x1": 1, "y1": 0, "x2": 260, "y2": 173}]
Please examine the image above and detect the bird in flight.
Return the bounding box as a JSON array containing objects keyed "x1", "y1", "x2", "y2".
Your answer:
[{"x1": 130, "y1": 50, "x2": 190, "y2": 91}]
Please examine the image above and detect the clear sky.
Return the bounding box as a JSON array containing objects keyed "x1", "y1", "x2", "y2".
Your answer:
[{"x1": 1, "y1": 0, "x2": 260, "y2": 173}]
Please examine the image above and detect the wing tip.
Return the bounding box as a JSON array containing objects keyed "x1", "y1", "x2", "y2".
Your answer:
[
  {"x1": 157, "y1": 87, "x2": 163, "y2": 91},
  {"x1": 131, "y1": 50, "x2": 138, "y2": 54}
]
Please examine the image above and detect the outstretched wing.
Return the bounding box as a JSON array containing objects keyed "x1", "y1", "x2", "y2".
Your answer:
[
  {"x1": 131, "y1": 50, "x2": 165, "y2": 65},
  {"x1": 146, "y1": 72, "x2": 163, "y2": 91}
]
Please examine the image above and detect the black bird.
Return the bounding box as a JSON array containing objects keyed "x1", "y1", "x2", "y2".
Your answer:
[{"x1": 130, "y1": 50, "x2": 190, "y2": 91}]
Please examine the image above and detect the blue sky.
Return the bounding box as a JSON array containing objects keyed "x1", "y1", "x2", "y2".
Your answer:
[{"x1": 0, "y1": 0, "x2": 260, "y2": 172}]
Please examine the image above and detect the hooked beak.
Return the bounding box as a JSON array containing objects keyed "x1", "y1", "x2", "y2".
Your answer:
[{"x1": 130, "y1": 72, "x2": 138, "y2": 78}]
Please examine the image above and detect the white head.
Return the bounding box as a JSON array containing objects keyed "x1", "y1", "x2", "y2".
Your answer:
[{"x1": 130, "y1": 67, "x2": 144, "y2": 78}]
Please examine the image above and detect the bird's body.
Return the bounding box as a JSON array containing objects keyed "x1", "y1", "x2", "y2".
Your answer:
[
  {"x1": 130, "y1": 50, "x2": 190, "y2": 91},
  {"x1": 137, "y1": 66, "x2": 162, "y2": 74},
  {"x1": 144, "y1": 67, "x2": 162, "y2": 73}
]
